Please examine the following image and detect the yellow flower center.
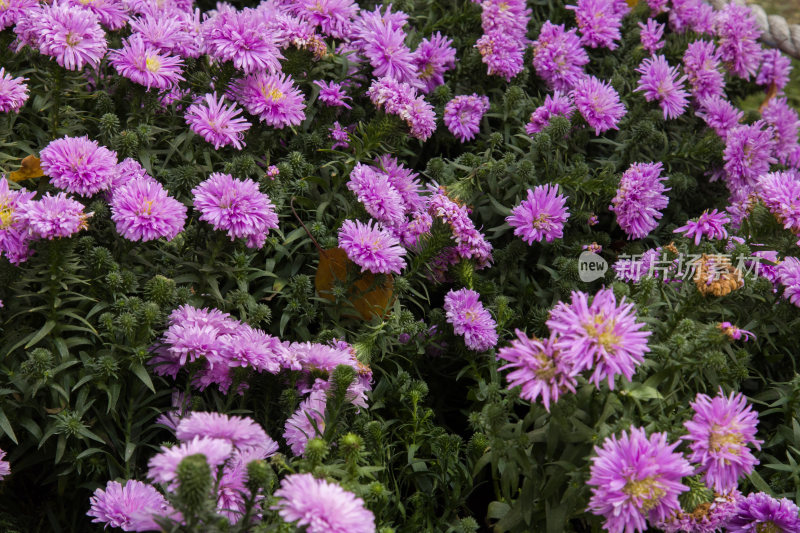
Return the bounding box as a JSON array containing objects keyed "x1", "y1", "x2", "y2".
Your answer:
[
  {"x1": 419, "y1": 63, "x2": 435, "y2": 80},
  {"x1": 139, "y1": 200, "x2": 154, "y2": 216},
  {"x1": 708, "y1": 424, "x2": 743, "y2": 453},
  {"x1": 0, "y1": 205, "x2": 14, "y2": 229},
  {"x1": 65, "y1": 32, "x2": 80, "y2": 47},
  {"x1": 145, "y1": 57, "x2": 161, "y2": 73},
  {"x1": 532, "y1": 213, "x2": 550, "y2": 229},
  {"x1": 0, "y1": 0, "x2": 9, "y2": 9},
  {"x1": 534, "y1": 351, "x2": 557, "y2": 380},
  {"x1": 79, "y1": 0, "x2": 95, "y2": 4},
  {"x1": 623, "y1": 476, "x2": 665, "y2": 511},
  {"x1": 756, "y1": 522, "x2": 781, "y2": 533},
  {"x1": 498, "y1": 2, "x2": 509, "y2": 11},
  {"x1": 584, "y1": 316, "x2": 620, "y2": 350}
]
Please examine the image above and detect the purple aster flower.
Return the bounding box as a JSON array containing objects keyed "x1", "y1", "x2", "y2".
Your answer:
[
  {"x1": 267, "y1": 165, "x2": 279, "y2": 179},
  {"x1": 778, "y1": 256, "x2": 800, "y2": 307},
  {"x1": 657, "y1": 491, "x2": 742, "y2": 533},
  {"x1": 443, "y1": 94, "x2": 490, "y2": 142},
  {"x1": 330, "y1": 121, "x2": 350, "y2": 149},
  {"x1": 202, "y1": 8, "x2": 283, "y2": 74},
  {"x1": 283, "y1": 386, "x2": 326, "y2": 456},
  {"x1": 185, "y1": 92, "x2": 251, "y2": 150},
  {"x1": 0, "y1": 0, "x2": 37, "y2": 30},
  {"x1": 479, "y1": 0, "x2": 530, "y2": 37},
  {"x1": 696, "y1": 95, "x2": 743, "y2": 138},
  {"x1": 683, "y1": 390, "x2": 762, "y2": 493},
  {"x1": 567, "y1": 0, "x2": 623, "y2": 50},
  {"x1": 0, "y1": 448, "x2": 9, "y2": 480},
  {"x1": 547, "y1": 288, "x2": 651, "y2": 389},
  {"x1": 376, "y1": 154, "x2": 424, "y2": 213},
  {"x1": 313, "y1": 80, "x2": 352, "y2": 109},
  {"x1": 130, "y1": 11, "x2": 202, "y2": 59},
  {"x1": 643, "y1": 0, "x2": 668, "y2": 14},
  {"x1": 337, "y1": 219, "x2": 407, "y2": 275},
  {"x1": 526, "y1": 92, "x2": 575, "y2": 135},
  {"x1": 19, "y1": 193, "x2": 90, "y2": 240},
  {"x1": 639, "y1": 19, "x2": 664, "y2": 55},
  {"x1": 110, "y1": 178, "x2": 186, "y2": 242},
  {"x1": 88, "y1": 480, "x2": 172, "y2": 532},
  {"x1": 66, "y1": 0, "x2": 128, "y2": 30},
  {"x1": 728, "y1": 492, "x2": 800, "y2": 533},
  {"x1": 221, "y1": 323, "x2": 287, "y2": 374},
  {"x1": 635, "y1": 55, "x2": 690, "y2": 120},
  {"x1": 293, "y1": 0, "x2": 357, "y2": 39},
  {"x1": 497, "y1": 331, "x2": 577, "y2": 411},
  {"x1": 475, "y1": 30, "x2": 526, "y2": 82},
  {"x1": 673, "y1": 209, "x2": 730, "y2": 245},
  {"x1": 588, "y1": 427, "x2": 692, "y2": 533},
  {"x1": 272, "y1": 473, "x2": 376, "y2": 533},
  {"x1": 148, "y1": 436, "x2": 233, "y2": 486},
  {"x1": 235, "y1": 72, "x2": 306, "y2": 129},
  {"x1": 0, "y1": 68, "x2": 28, "y2": 113},
  {"x1": 347, "y1": 163, "x2": 406, "y2": 226},
  {"x1": 34, "y1": 2, "x2": 107, "y2": 71},
  {"x1": 757, "y1": 49, "x2": 792, "y2": 92},
  {"x1": 413, "y1": 32, "x2": 456, "y2": 93},
  {"x1": 506, "y1": 184, "x2": 570, "y2": 244},
  {"x1": 360, "y1": 22, "x2": 420, "y2": 86},
  {"x1": 176, "y1": 412, "x2": 278, "y2": 455},
  {"x1": 0, "y1": 179, "x2": 35, "y2": 265},
  {"x1": 109, "y1": 34, "x2": 185, "y2": 91},
  {"x1": 610, "y1": 162, "x2": 670, "y2": 240},
  {"x1": 758, "y1": 171, "x2": 800, "y2": 234},
  {"x1": 443, "y1": 288, "x2": 498, "y2": 351},
  {"x1": 366, "y1": 77, "x2": 436, "y2": 141},
  {"x1": 532, "y1": 22, "x2": 589, "y2": 92},
  {"x1": 571, "y1": 76, "x2": 626, "y2": 135},
  {"x1": 683, "y1": 40, "x2": 725, "y2": 101},
  {"x1": 714, "y1": 3, "x2": 763, "y2": 80},
  {"x1": 669, "y1": 0, "x2": 714, "y2": 34},
  {"x1": 192, "y1": 173, "x2": 279, "y2": 247},
  {"x1": 723, "y1": 121, "x2": 777, "y2": 195},
  {"x1": 40, "y1": 135, "x2": 117, "y2": 197},
  {"x1": 762, "y1": 97, "x2": 800, "y2": 165},
  {"x1": 111, "y1": 158, "x2": 149, "y2": 190},
  {"x1": 426, "y1": 186, "x2": 493, "y2": 268}
]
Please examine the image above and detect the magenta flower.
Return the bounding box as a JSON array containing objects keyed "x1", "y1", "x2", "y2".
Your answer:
[
  {"x1": 532, "y1": 22, "x2": 589, "y2": 91},
  {"x1": 777, "y1": 256, "x2": 800, "y2": 307},
  {"x1": 506, "y1": 184, "x2": 570, "y2": 244},
  {"x1": 567, "y1": 0, "x2": 623, "y2": 50},
  {"x1": 176, "y1": 412, "x2": 277, "y2": 454},
  {"x1": 497, "y1": 331, "x2": 577, "y2": 411},
  {"x1": 221, "y1": 324, "x2": 287, "y2": 374},
  {"x1": 443, "y1": 94, "x2": 490, "y2": 142},
  {"x1": 756, "y1": 49, "x2": 792, "y2": 91},
  {"x1": 683, "y1": 40, "x2": 725, "y2": 101},
  {"x1": 427, "y1": 186, "x2": 493, "y2": 268},
  {"x1": 130, "y1": 11, "x2": 202, "y2": 59},
  {"x1": 588, "y1": 427, "x2": 693, "y2": 533},
  {"x1": 547, "y1": 288, "x2": 651, "y2": 389},
  {"x1": 479, "y1": 0, "x2": 530, "y2": 36},
  {"x1": 610, "y1": 162, "x2": 670, "y2": 240},
  {"x1": 0, "y1": 68, "x2": 28, "y2": 113},
  {"x1": 330, "y1": 121, "x2": 350, "y2": 149},
  {"x1": 758, "y1": 171, "x2": 800, "y2": 234},
  {"x1": 66, "y1": 0, "x2": 128, "y2": 30},
  {"x1": 272, "y1": 473, "x2": 376, "y2": 533},
  {"x1": 714, "y1": 3, "x2": 763, "y2": 80},
  {"x1": 0, "y1": 179, "x2": 34, "y2": 265},
  {"x1": 337, "y1": 219, "x2": 406, "y2": 275},
  {"x1": 723, "y1": 121, "x2": 777, "y2": 194},
  {"x1": 728, "y1": 492, "x2": 800, "y2": 533},
  {"x1": 376, "y1": 154, "x2": 424, "y2": 213},
  {"x1": 185, "y1": 92, "x2": 251, "y2": 150},
  {"x1": 283, "y1": 386, "x2": 327, "y2": 456},
  {"x1": 202, "y1": 8, "x2": 283, "y2": 74},
  {"x1": 192, "y1": 173, "x2": 279, "y2": 247},
  {"x1": 475, "y1": 31, "x2": 526, "y2": 82},
  {"x1": 0, "y1": 0, "x2": 37, "y2": 30},
  {"x1": 635, "y1": 55, "x2": 689, "y2": 120},
  {"x1": 683, "y1": 390, "x2": 762, "y2": 493},
  {"x1": 313, "y1": 81, "x2": 352, "y2": 109},
  {"x1": 696, "y1": 95, "x2": 743, "y2": 138},
  {"x1": 443, "y1": 288, "x2": 498, "y2": 351},
  {"x1": 35, "y1": 2, "x2": 107, "y2": 71},
  {"x1": 20, "y1": 193, "x2": 90, "y2": 240},
  {"x1": 673, "y1": 209, "x2": 730, "y2": 245},
  {"x1": 293, "y1": 0, "x2": 357, "y2": 39},
  {"x1": 656, "y1": 491, "x2": 742, "y2": 533},
  {"x1": 88, "y1": 480, "x2": 172, "y2": 532},
  {"x1": 235, "y1": 72, "x2": 306, "y2": 129},
  {"x1": 361, "y1": 23, "x2": 420, "y2": 86},
  {"x1": 762, "y1": 97, "x2": 800, "y2": 165},
  {"x1": 571, "y1": 76, "x2": 626, "y2": 135},
  {"x1": 669, "y1": 0, "x2": 715, "y2": 34},
  {"x1": 526, "y1": 92, "x2": 575, "y2": 135},
  {"x1": 0, "y1": 448, "x2": 9, "y2": 480},
  {"x1": 347, "y1": 163, "x2": 406, "y2": 226},
  {"x1": 639, "y1": 19, "x2": 664, "y2": 55},
  {"x1": 413, "y1": 32, "x2": 456, "y2": 93},
  {"x1": 148, "y1": 436, "x2": 233, "y2": 486},
  {"x1": 366, "y1": 77, "x2": 436, "y2": 141},
  {"x1": 109, "y1": 34, "x2": 184, "y2": 90},
  {"x1": 110, "y1": 178, "x2": 186, "y2": 242},
  {"x1": 613, "y1": 248, "x2": 662, "y2": 283},
  {"x1": 40, "y1": 135, "x2": 117, "y2": 197}
]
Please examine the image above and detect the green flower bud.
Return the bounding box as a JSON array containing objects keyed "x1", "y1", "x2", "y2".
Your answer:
[
  {"x1": 305, "y1": 437, "x2": 328, "y2": 464},
  {"x1": 246, "y1": 459, "x2": 275, "y2": 493},
  {"x1": 176, "y1": 454, "x2": 212, "y2": 513},
  {"x1": 144, "y1": 275, "x2": 176, "y2": 307}
]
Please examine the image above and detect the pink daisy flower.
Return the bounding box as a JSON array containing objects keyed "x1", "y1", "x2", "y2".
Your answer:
[
  {"x1": 337, "y1": 219, "x2": 406, "y2": 275},
  {"x1": 147, "y1": 436, "x2": 233, "y2": 486},
  {"x1": 20, "y1": 193, "x2": 91, "y2": 240},
  {"x1": 88, "y1": 480, "x2": 173, "y2": 532},
  {"x1": 109, "y1": 34, "x2": 185, "y2": 91},
  {"x1": 673, "y1": 209, "x2": 730, "y2": 245},
  {"x1": 66, "y1": 0, "x2": 128, "y2": 30},
  {"x1": 110, "y1": 178, "x2": 187, "y2": 242},
  {"x1": 571, "y1": 75, "x2": 626, "y2": 135},
  {"x1": 202, "y1": 8, "x2": 283, "y2": 74},
  {"x1": 506, "y1": 184, "x2": 570, "y2": 244},
  {"x1": 175, "y1": 412, "x2": 278, "y2": 454},
  {"x1": 313, "y1": 80, "x2": 352, "y2": 109},
  {"x1": 185, "y1": 92, "x2": 251, "y2": 150},
  {"x1": 635, "y1": 55, "x2": 690, "y2": 120},
  {"x1": 40, "y1": 136, "x2": 118, "y2": 197},
  {"x1": 443, "y1": 94, "x2": 490, "y2": 142},
  {"x1": 443, "y1": 288, "x2": 498, "y2": 351},
  {"x1": 0, "y1": 68, "x2": 29, "y2": 113},
  {"x1": 235, "y1": 72, "x2": 306, "y2": 129},
  {"x1": 34, "y1": 2, "x2": 107, "y2": 71}
]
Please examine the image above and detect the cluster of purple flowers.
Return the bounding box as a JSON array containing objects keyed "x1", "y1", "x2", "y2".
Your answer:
[{"x1": 475, "y1": 0, "x2": 531, "y2": 81}]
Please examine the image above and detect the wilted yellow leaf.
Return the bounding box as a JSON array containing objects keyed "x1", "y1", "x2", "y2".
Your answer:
[
  {"x1": 8, "y1": 155, "x2": 44, "y2": 182},
  {"x1": 315, "y1": 248, "x2": 394, "y2": 320}
]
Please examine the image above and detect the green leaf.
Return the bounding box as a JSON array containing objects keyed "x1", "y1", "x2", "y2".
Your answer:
[
  {"x1": 130, "y1": 364, "x2": 155, "y2": 393},
  {"x1": 24, "y1": 319, "x2": 56, "y2": 349},
  {"x1": 0, "y1": 409, "x2": 18, "y2": 444}
]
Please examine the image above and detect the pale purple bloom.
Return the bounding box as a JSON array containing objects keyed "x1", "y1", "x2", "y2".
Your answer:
[
  {"x1": 643, "y1": 0, "x2": 668, "y2": 15},
  {"x1": 777, "y1": 256, "x2": 800, "y2": 307},
  {"x1": 272, "y1": 473, "x2": 376, "y2": 533},
  {"x1": 293, "y1": 0, "x2": 357, "y2": 39},
  {"x1": 613, "y1": 248, "x2": 662, "y2": 283},
  {"x1": 130, "y1": 11, "x2": 201, "y2": 58},
  {"x1": 330, "y1": 121, "x2": 350, "y2": 149},
  {"x1": 683, "y1": 40, "x2": 725, "y2": 101},
  {"x1": 497, "y1": 331, "x2": 577, "y2": 411},
  {"x1": 366, "y1": 77, "x2": 436, "y2": 141},
  {"x1": 673, "y1": 209, "x2": 730, "y2": 245},
  {"x1": 0, "y1": 0, "x2": 37, "y2": 30},
  {"x1": 639, "y1": 19, "x2": 664, "y2": 55},
  {"x1": 532, "y1": 22, "x2": 589, "y2": 91},
  {"x1": 347, "y1": 163, "x2": 406, "y2": 226},
  {"x1": 110, "y1": 178, "x2": 186, "y2": 242},
  {"x1": 526, "y1": 92, "x2": 575, "y2": 135},
  {"x1": 696, "y1": 95, "x2": 743, "y2": 138},
  {"x1": 0, "y1": 179, "x2": 34, "y2": 265},
  {"x1": 413, "y1": 32, "x2": 456, "y2": 93},
  {"x1": 443, "y1": 94, "x2": 490, "y2": 142},
  {"x1": 66, "y1": 0, "x2": 128, "y2": 30},
  {"x1": 684, "y1": 390, "x2": 762, "y2": 493},
  {"x1": 635, "y1": 55, "x2": 689, "y2": 120},
  {"x1": 235, "y1": 72, "x2": 306, "y2": 129},
  {"x1": 475, "y1": 31, "x2": 526, "y2": 82},
  {"x1": 376, "y1": 154, "x2": 424, "y2": 213},
  {"x1": 610, "y1": 162, "x2": 670, "y2": 240},
  {"x1": 361, "y1": 22, "x2": 419, "y2": 86},
  {"x1": 40, "y1": 135, "x2": 117, "y2": 197},
  {"x1": 757, "y1": 49, "x2": 792, "y2": 91},
  {"x1": 202, "y1": 8, "x2": 283, "y2": 74},
  {"x1": 185, "y1": 92, "x2": 251, "y2": 150},
  {"x1": 148, "y1": 436, "x2": 233, "y2": 486},
  {"x1": 714, "y1": 3, "x2": 763, "y2": 80},
  {"x1": 34, "y1": 2, "x2": 107, "y2": 71},
  {"x1": 670, "y1": 0, "x2": 715, "y2": 34},
  {"x1": 443, "y1": 288, "x2": 498, "y2": 351},
  {"x1": 109, "y1": 34, "x2": 185, "y2": 91},
  {"x1": 567, "y1": 0, "x2": 623, "y2": 50},
  {"x1": 221, "y1": 324, "x2": 287, "y2": 374},
  {"x1": 758, "y1": 171, "x2": 800, "y2": 234},
  {"x1": 111, "y1": 158, "x2": 149, "y2": 190},
  {"x1": 571, "y1": 76, "x2": 626, "y2": 135},
  {"x1": 547, "y1": 288, "x2": 651, "y2": 389},
  {"x1": 506, "y1": 184, "x2": 570, "y2": 244},
  {"x1": 267, "y1": 165, "x2": 279, "y2": 179},
  {"x1": 762, "y1": 97, "x2": 800, "y2": 165},
  {"x1": 728, "y1": 492, "x2": 800, "y2": 533},
  {"x1": 0, "y1": 68, "x2": 28, "y2": 113},
  {"x1": 88, "y1": 480, "x2": 172, "y2": 532},
  {"x1": 20, "y1": 193, "x2": 90, "y2": 240},
  {"x1": 283, "y1": 386, "x2": 326, "y2": 456},
  {"x1": 479, "y1": 0, "x2": 530, "y2": 36},
  {"x1": 588, "y1": 427, "x2": 692, "y2": 533},
  {"x1": 426, "y1": 186, "x2": 493, "y2": 268},
  {"x1": 338, "y1": 219, "x2": 406, "y2": 275},
  {"x1": 176, "y1": 412, "x2": 278, "y2": 455},
  {"x1": 314, "y1": 80, "x2": 352, "y2": 109},
  {"x1": 192, "y1": 173, "x2": 279, "y2": 247},
  {"x1": 723, "y1": 121, "x2": 777, "y2": 194}
]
